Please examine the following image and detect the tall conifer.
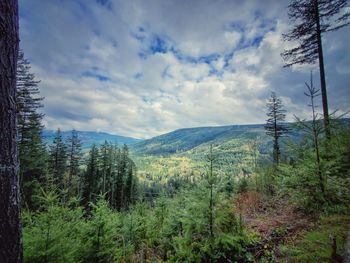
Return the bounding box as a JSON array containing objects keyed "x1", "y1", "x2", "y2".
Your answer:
[
  {"x1": 48, "y1": 129, "x2": 67, "y2": 190},
  {"x1": 265, "y1": 92, "x2": 289, "y2": 166},
  {"x1": 16, "y1": 51, "x2": 46, "y2": 207},
  {"x1": 282, "y1": 0, "x2": 350, "y2": 140}
]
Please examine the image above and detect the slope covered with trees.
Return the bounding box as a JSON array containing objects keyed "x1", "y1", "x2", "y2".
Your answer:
[{"x1": 132, "y1": 124, "x2": 268, "y2": 155}]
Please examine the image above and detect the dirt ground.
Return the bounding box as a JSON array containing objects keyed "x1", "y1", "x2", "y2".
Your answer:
[
  {"x1": 234, "y1": 192, "x2": 316, "y2": 259},
  {"x1": 236, "y1": 192, "x2": 313, "y2": 236},
  {"x1": 234, "y1": 192, "x2": 350, "y2": 262}
]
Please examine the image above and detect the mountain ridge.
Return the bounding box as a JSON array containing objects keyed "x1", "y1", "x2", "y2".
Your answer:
[
  {"x1": 43, "y1": 119, "x2": 349, "y2": 154},
  {"x1": 42, "y1": 129, "x2": 141, "y2": 149},
  {"x1": 131, "y1": 118, "x2": 350, "y2": 155},
  {"x1": 131, "y1": 123, "x2": 269, "y2": 155}
]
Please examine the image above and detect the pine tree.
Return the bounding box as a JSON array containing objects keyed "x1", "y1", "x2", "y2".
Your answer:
[
  {"x1": 124, "y1": 159, "x2": 136, "y2": 209},
  {"x1": 66, "y1": 129, "x2": 82, "y2": 198},
  {"x1": 16, "y1": 51, "x2": 47, "y2": 208},
  {"x1": 99, "y1": 141, "x2": 110, "y2": 195},
  {"x1": 265, "y1": 92, "x2": 289, "y2": 166},
  {"x1": 109, "y1": 143, "x2": 120, "y2": 208},
  {"x1": 115, "y1": 144, "x2": 128, "y2": 210},
  {"x1": 17, "y1": 51, "x2": 44, "y2": 129},
  {"x1": 82, "y1": 144, "x2": 100, "y2": 208},
  {"x1": 206, "y1": 145, "x2": 216, "y2": 239},
  {"x1": 282, "y1": 0, "x2": 350, "y2": 140},
  {"x1": 48, "y1": 129, "x2": 67, "y2": 190},
  {"x1": 295, "y1": 72, "x2": 325, "y2": 194}
]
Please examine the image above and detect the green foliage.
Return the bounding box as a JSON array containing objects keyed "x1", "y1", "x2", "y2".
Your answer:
[
  {"x1": 17, "y1": 50, "x2": 47, "y2": 209},
  {"x1": 201, "y1": 234, "x2": 255, "y2": 263},
  {"x1": 237, "y1": 177, "x2": 249, "y2": 193},
  {"x1": 48, "y1": 128, "x2": 68, "y2": 190},
  {"x1": 278, "y1": 127, "x2": 350, "y2": 213},
  {"x1": 22, "y1": 119, "x2": 350, "y2": 263},
  {"x1": 80, "y1": 142, "x2": 138, "y2": 211},
  {"x1": 279, "y1": 215, "x2": 350, "y2": 262},
  {"x1": 66, "y1": 129, "x2": 83, "y2": 198},
  {"x1": 82, "y1": 144, "x2": 100, "y2": 207},
  {"x1": 265, "y1": 92, "x2": 289, "y2": 166},
  {"x1": 132, "y1": 124, "x2": 270, "y2": 155},
  {"x1": 23, "y1": 190, "x2": 84, "y2": 263},
  {"x1": 279, "y1": 151, "x2": 326, "y2": 212},
  {"x1": 79, "y1": 199, "x2": 121, "y2": 262}
]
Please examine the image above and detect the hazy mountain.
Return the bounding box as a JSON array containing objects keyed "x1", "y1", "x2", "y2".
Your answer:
[{"x1": 42, "y1": 129, "x2": 141, "y2": 149}]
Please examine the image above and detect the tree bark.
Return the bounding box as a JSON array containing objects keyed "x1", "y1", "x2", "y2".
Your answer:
[
  {"x1": 315, "y1": 0, "x2": 331, "y2": 140},
  {"x1": 0, "y1": 1, "x2": 22, "y2": 262}
]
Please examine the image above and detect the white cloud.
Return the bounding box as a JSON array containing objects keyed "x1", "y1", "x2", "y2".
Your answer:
[{"x1": 19, "y1": 0, "x2": 350, "y2": 138}]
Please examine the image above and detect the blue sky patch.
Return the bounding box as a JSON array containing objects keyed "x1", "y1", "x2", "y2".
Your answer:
[
  {"x1": 223, "y1": 51, "x2": 234, "y2": 68},
  {"x1": 95, "y1": 0, "x2": 112, "y2": 10},
  {"x1": 162, "y1": 66, "x2": 173, "y2": 79},
  {"x1": 134, "y1": 73, "x2": 143, "y2": 79},
  {"x1": 251, "y1": 36, "x2": 263, "y2": 47},
  {"x1": 138, "y1": 35, "x2": 174, "y2": 59},
  {"x1": 198, "y1": 54, "x2": 220, "y2": 64},
  {"x1": 149, "y1": 35, "x2": 170, "y2": 54},
  {"x1": 81, "y1": 71, "x2": 110, "y2": 82}
]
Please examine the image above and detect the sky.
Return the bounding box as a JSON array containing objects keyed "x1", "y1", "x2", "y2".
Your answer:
[{"x1": 19, "y1": 0, "x2": 350, "y2": 139}]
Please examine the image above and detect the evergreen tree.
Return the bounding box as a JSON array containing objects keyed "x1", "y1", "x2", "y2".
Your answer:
[
  {"x1": 114, "y1": 145, "x2": 128, "y2": 210},
  {"x1": 82, "y1": 144, "x2": 100, "y2": 208},
  {"x1": 16, "y1": 50, "x2": 47, "y2": 208},
  {"x1": 282, "y1": 0, "x2": 350, "y2": 140},
  {"x1": 265, "y1": 92, "x2": 289, "y2": 166},
  {"x1": 124, "y1": 159, "x2": 136, "y2": 209},
  {"x1": 66, "y1": 129, "x2": 82, "y2": 198},
  {"x1": 80, "y1": 199, "x2": 120, "y2": 262},
  {"x1": 48, "y1": 128, "x2": 68, "y2": 190},
  {"x1": 108, "y1": 143, "x2": 119, "y2": 208},
  {"x1": 295, "y1": 72, "x2": 325, "y2": 194},
  {"x1": 99, "y1": 141, "x2": 110, "y2": 195},
  {"x1": 17, "y1": 51, "x2": 44, "y2": 129},
  {"x1": 23, "y1": 190, "x2": 84, "y2": 263},
  {"x1": 206, "y1": 145, "x2": 216, "y2": 239}
]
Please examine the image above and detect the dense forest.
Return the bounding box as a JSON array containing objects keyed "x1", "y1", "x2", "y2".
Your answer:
[{"x1": 1, "y1": 0, "x2": 350, "y2": 262}]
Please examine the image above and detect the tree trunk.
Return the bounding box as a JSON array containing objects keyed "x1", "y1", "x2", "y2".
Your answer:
[
  {"x1": 315, "y1": 0, "x2": 331, "y2": 140},
  {"x1": 0, "y1": 1, "x2": 22, "y2": 263}
]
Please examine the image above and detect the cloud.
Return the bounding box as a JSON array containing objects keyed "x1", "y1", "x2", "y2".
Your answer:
[{"x1": 19, "y1": 0, "x2": 350, "y2": 138}]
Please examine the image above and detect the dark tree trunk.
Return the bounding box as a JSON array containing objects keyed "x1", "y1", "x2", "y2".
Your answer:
[
  {"x1": 0, "y1": 1, "x2": 22, "y2": 262},
  {"x1": 315, "y1": 0, "x2": 331, "y2": 140}
]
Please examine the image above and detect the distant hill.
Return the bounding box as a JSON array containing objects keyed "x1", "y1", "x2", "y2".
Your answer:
[
  {"x1": 131, "y1": 118, "x2": 350, "y2": 156},
  {"x1": 128, "y1": 119, "x2": 348, "y2": 182},
  {"x1": 131, "y1": 124, "x2": 270, "y2": 155},
  {"x1": 42, "y1": 129, "x2": 141, "y2": 150}
]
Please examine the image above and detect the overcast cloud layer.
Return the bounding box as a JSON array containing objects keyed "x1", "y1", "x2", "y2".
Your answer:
[{"x1": 19, "y1": 0, "x2": 350, "y2": 138}]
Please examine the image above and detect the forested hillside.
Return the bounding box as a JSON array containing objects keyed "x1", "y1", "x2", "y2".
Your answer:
[{"x1": 132, "y1": 124, "x2": 267, "y2": 155}]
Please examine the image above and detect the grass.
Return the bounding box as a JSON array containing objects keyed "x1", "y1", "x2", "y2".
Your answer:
[{"x1": 277, "y1": 214, "x2": 350, "y2": 262}]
